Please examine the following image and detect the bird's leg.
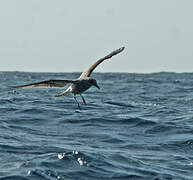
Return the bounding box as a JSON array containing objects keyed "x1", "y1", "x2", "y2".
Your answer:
[
  {"x1": 74, "y1": 95, "x2": 81, "y2": 110},
  {"x1": 80, "y1": 94, "x2": 86, "y2": 105}
]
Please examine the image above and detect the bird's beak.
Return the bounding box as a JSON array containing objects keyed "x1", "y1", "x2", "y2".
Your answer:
[{"x1": 95, "y1": 84, "x2": 100, "y2": 89}]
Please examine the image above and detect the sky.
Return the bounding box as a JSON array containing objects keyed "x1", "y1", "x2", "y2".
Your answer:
[{"x1": 0, "y1": 0, "x2": 193, "y2": 73}]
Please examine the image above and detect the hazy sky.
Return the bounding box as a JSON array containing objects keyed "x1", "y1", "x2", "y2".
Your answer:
[{"x1": 0, "y1": 0, "x2": 193, "y2": 73}]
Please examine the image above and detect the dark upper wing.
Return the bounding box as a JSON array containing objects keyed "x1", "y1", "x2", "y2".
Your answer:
[
  {"x1": 12, "y1": 79, "x2": 77, "y2": 88},
  {"x1": 79, "y1": 47, "x2": 125, "y2": 79}
]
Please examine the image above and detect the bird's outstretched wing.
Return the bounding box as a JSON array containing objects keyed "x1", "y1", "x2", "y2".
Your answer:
[
  {"x1": 12, "y1": 79, "x2": 77, "y2": 88},
  {"x1": 79, "y1": 47, "x2": 125, "y2": 79}
]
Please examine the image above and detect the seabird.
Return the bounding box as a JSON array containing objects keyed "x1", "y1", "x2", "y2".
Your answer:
[{"x1": 12, "y1": 47, "x2": 125, "y2": 109}]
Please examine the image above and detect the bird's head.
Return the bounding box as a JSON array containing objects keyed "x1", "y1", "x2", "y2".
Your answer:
[{"x1": 88, "y1": 78, "x2": 100, "y2": 89}]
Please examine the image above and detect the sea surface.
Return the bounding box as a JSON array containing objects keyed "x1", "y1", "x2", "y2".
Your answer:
[{"x1": 1, "y1": 72, "x2": 193, "y2": 180}]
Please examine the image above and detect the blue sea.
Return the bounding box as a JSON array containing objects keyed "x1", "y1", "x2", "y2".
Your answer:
[{"x1": 1, "y1": 72, "x2": 193, "y2": 180}]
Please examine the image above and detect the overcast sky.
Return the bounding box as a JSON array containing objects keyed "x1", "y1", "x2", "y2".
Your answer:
[{"x1": 0, "y1": 0, "x2": 192, "y2": 73}]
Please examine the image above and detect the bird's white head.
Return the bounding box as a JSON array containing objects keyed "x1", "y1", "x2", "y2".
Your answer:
[{"x1": 88, "y1": 78, "x2": 100, "y2": 89}]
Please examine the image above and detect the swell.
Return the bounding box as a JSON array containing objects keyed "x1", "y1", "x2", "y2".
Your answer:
[{"x1": 0, "y1": 72, "x2": 193, "y2": 179}]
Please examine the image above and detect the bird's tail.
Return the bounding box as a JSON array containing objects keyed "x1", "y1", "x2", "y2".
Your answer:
[{"x1": 54, "y1": 90, "x2": 69, "y2": 98}]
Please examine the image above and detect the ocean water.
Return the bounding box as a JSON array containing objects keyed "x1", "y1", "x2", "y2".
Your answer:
[{"x1": 1, "y1": 72, "x2": 193, "y2": 180}]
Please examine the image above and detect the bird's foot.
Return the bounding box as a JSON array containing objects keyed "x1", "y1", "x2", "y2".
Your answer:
[
  {"x1": 83, "y1": 99, "x2": 86, "y2": 105},
  {"x1": 78, "y1": 104, "x2": 81, "y2": 110}
]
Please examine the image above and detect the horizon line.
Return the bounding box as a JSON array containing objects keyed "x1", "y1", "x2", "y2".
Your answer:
[{"x1": 0, "y1": 70, "x2": 193, "y2": 74}]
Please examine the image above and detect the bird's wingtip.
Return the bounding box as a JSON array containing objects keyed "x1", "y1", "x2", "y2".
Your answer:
[
  {"x1": 11, "y1": 85, "x2": 20, "y2": 88},
  {"x1": 120, "y1": 46, "x2": 125, "y2": 52},
  {"x1": 113, "y1": 46, "x2": 125, "y2": 55}
]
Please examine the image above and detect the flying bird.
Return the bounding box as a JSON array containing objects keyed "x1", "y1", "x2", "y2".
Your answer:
[{"x1": 12, "y1": 47, "x2": 125, "y2": 109}]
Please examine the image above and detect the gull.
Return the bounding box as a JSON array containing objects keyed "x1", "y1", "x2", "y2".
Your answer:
[{"x1": 12, "y1": 47, "x2": 125, "y2": 109}]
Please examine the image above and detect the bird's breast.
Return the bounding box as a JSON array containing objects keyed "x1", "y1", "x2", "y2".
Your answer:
[{"x1": 71, "y1": 81, "x2": 92, "y2": 94}]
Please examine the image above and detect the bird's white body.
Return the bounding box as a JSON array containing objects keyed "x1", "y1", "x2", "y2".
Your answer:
[{"x1": 55, "y1": 77, "x2": 99, "y2": 98}]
